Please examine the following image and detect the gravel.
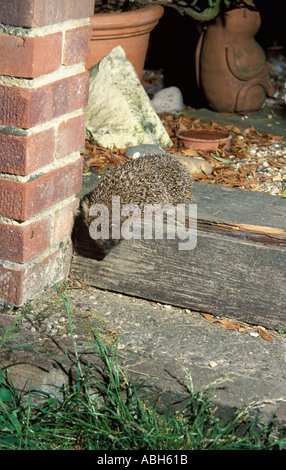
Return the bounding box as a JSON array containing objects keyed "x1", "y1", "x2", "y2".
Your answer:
[{"x1": 227, "y1": 140, "x2": 286, "y2": 196}]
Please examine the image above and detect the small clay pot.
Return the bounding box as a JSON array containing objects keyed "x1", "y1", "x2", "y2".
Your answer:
[{"x1": 176, "y1": 129, "x2": 232, "y2": 150}]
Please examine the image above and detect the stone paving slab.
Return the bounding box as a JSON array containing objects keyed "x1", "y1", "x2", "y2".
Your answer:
[
  {"x1": 70, "y1": 285, "x2": 286, "y2": 424},
  {"x1": 188, "y1": 103, "x2": 286, "y2": 138},
  {"x1": 1, "y1": 284, "x2": 285, "y2": 427}
]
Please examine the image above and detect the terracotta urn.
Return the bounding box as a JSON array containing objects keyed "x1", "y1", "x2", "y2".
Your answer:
[
  {"x1": 195, "y1": 5, "x2": 274, "y2": 113},
  {"x1": 86, "y1": 4, "x2": 164, "y2": 79}
]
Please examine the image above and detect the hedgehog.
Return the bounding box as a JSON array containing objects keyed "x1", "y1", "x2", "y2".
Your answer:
[{"x1": 82, "y1": 154, "x2": 194, "y2": 256}]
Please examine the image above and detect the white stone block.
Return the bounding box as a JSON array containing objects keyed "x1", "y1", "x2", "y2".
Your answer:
[
  {"x1": 151, "y1": 86, "x2": 183, "y2": 114},
  {"x1": 85, "y1": 46, "x2": 172, "y2": 149}
]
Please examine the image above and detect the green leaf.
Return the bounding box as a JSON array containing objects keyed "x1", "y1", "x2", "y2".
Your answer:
[
  {"x1": 0, "y1": 387, "x2": 13, "y2": 403},
  {"x1": 212, "y1": 155, "x2": 232, "y2": 163}
]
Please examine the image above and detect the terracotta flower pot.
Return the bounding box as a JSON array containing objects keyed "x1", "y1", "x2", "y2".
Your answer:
[
  {"x1": 195, "y1": 6, "x2": 274, "y2": 113},
  {"x1": 176, "y1": 129, "x2": 232, "y2": 150},
  {"x1": 86, "y1": 5, "x2": 164, "y2": 79}
]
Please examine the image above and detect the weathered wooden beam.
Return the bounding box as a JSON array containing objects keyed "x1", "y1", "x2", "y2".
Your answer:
[{"x1": 71, "y1": 182, "x2": 286, "y2": 330}]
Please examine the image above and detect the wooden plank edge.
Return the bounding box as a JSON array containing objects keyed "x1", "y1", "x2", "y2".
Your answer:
[{"x1": 196, "y1": 219, "x2": 286, "y2": 246}]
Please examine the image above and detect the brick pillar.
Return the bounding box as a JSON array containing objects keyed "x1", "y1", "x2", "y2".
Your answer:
[{"x1": 0, "y1": 0, "x2": 94, "y2": 306}]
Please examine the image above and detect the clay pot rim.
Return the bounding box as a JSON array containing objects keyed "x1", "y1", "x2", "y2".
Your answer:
[
  {"x1": 90, "y1": 4, "x2": 164, "y2": 30},
  {"x1": 267, "y1": 46, "x2": 284, "y2": 51},
  {"x1": 176, "y1": 129, "x2": 232, "y2": 142},
  {"x1": 176, "y1": 129, "x2": 232, "y2": 150}
]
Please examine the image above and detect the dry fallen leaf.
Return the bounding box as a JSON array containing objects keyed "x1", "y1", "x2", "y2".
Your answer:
[
  {"x1": 201, "y1": 313, "x2": 215, "y2": 321},
  {"x1": 217, "y1": 319, "x2": 240, "y2": 330},
  {"x1": 201, "y1": 312, "x2": 251, "y2": 332},
  {"x1": 258, "y1": 327, "x2": 273, "y2": 343},
  {"x1": 105, "y1": 328, "x2": 118, "y2": 337}
]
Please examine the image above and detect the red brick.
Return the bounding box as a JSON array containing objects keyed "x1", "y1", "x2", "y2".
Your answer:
[
  {"x1": 0, "y1": 218, "x2": 51, "y2": 263},
  {"x1": 0, "y1": 268, "x2": 24, "y2": 306},
  {"x1": 0, "y1": 0, "x2": 94, "y2": 28},
  {"x1": 53, "y1": 199, "x2": 79, "y2": 244},
  {"x1": 0, "y1": 33, "x2": 62, "y2": 78},
  {"x1": 63, "y1": 25, "x2": 92, "y2": 66},
  {"x1": 0, "y1": 71, "x2": 90, "y2": 129},
  {"x1": 56, "y1": 114, "x2": 86, "y2": 159},
  {"x1": 0, "y1": 157, "x2": 83, "y2": 221},
  {"x1": 0, "y1": 241, "x2": 72, "y2": 306},
  {"x1": 0, "y1": 128, "x2": 55, "y2": 176}
]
